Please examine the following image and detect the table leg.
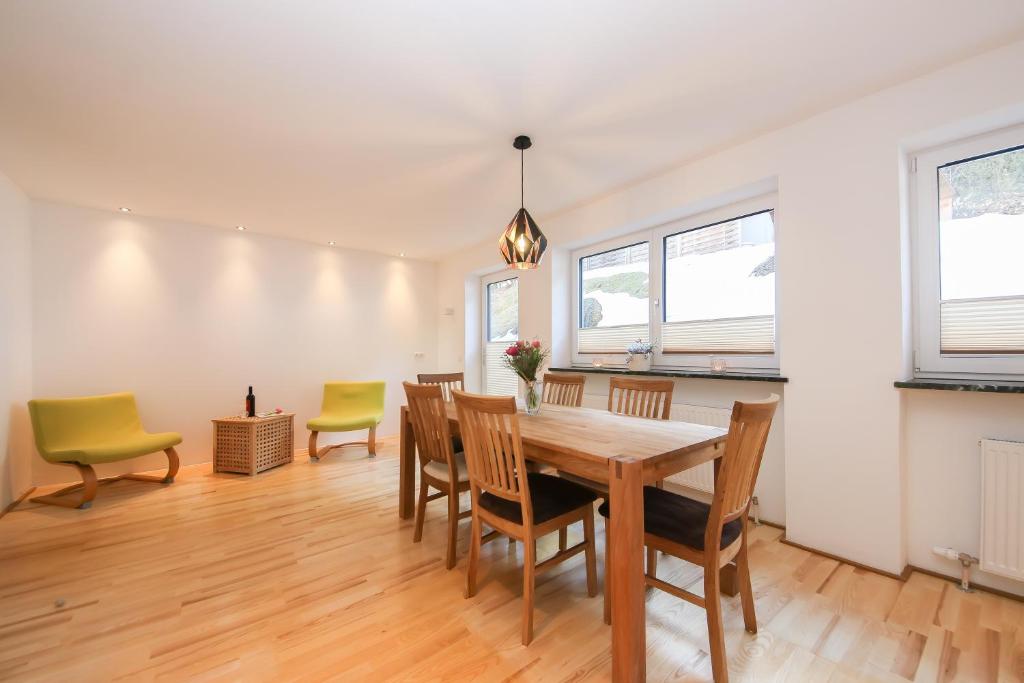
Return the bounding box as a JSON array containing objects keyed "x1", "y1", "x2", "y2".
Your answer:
[
  {"x1": 609, "y1": 456, "x2": 645, "y2": 682},
  {"x1": 713, "y1": 456, "x2": 739, "y2": 597},
  {"x1": 399, "y1": 406, "x2": 415, "y2": 519}
]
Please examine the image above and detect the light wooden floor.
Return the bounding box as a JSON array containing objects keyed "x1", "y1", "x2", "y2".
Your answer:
[{"x1": 1, "y1": 438, "x2": 1022, "y2": 682}]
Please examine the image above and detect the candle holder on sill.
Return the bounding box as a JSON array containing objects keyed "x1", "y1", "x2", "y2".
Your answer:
[{"x1": 710, "y1": 358, "x2": 727, "y2": 374}]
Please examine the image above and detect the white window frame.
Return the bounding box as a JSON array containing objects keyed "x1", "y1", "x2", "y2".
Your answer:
[
  {"x1": 654, "y1": 195, "x2": 779, "y2": 371},
  {"x1": 571, "y1": 233, "x2": 653, "y2": 367},
  {"x1": 912, "y1": 124, "x2": 1024, "y2": 379},
  {"x1": 481, "y1": 271, "x2": 520, "y2": 395},
  {"x1": 570, "y1": 193, "x2": 779, "y2": 371}
]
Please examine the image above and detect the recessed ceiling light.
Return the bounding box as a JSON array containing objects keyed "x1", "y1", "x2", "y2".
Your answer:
[
  {"x1": 236, "y1": 225, "x2": 246, "y2": 231},
  {"x1": 328, "y1": 241, "x2": 336, "y2": 246},
  {"x1": 399, "y1": 252, "x2": 405, "y2": 257},
  {"x1": 118, "y1": 207, "x2": 131, "y2": 213}
]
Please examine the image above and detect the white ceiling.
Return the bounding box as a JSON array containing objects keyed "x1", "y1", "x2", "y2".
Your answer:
[{"x1": 1, "y1": 1, "x2": 1023, "y2": 259}]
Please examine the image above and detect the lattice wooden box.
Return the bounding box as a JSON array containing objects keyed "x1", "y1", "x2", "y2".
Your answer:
[{"x1": 212, "y1": 413, "x2": 295, "y2": 475}]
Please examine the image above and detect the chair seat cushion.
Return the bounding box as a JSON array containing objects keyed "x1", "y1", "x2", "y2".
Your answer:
[
  {"x1": 423, "y1": 453, "x2": 469, "y2": 483},
  {"x1": 306, "y1": 413, "x2": 382, "y2": 432},
  {"x1": 479, "y1": 472, "x2": 598, "y2": 525},
  {"x1": 597, "y1": 486, "x2": 742, "y2": 551},
  {"x1": 47, "y1": 431, "x2": 183, "y2": 465}
]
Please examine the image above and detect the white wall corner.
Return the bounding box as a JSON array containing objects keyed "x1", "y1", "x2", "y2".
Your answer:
[
  {"x1": 548, "y1": 247, "x2": 572, "y2": 368},
  {"x1": 0, "y1": 169, "x2": 34, "y2": 509},
  {"x1": 462, "y1": 275, "x2": 482, "y2": 392}
]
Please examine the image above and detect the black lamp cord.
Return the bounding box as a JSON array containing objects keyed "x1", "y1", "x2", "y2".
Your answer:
[{"x1": 520, "y1": 148, "x2": 525, "y2": 209}]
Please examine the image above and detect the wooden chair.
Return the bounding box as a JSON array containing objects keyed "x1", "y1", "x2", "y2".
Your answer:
[
  {"x1": 419, "y1": 371, "x2": 466, "y2": 454},
  {"x1": 453, "y1": 389, "x2": 599, "y2": 645},
  {"x1": 600, "y1": 395, "x2": 779, "y2": 683},
  {"x1": 541, "y1": 372, "x2": 585, "y2": 407},
  {"x1": 607, "y1": 375, "x2": 673, "y2": 419},
  {"x1": 542, "y1": 372, "x2": 586, "y2": 550},
  {"x1": 416, "y1": 372, "x2": 464, "y2": 402},
  {"x1": 403, "y1": 382, "x2": 470, "y2": 570},
  {"x1": 606, "y1": 375, "x2": 675, "y2": 566}
]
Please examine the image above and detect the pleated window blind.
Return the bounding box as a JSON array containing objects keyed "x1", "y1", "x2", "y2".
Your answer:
[{"x1": 484, "y1": 342, "x2": 519, "y2": 395}]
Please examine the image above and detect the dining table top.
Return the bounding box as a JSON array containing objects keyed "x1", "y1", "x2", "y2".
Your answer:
[{"x1": 439, "y1": 401, "x2": 728, "y2": 468}]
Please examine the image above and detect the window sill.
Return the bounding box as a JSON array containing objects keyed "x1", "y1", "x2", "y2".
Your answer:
[
  {"x1": 549, "y1": 366, "x2": 788, "y2": 383},
  {"x1": 894, "y1": 378, "x2": 1024, "y2": 394}
]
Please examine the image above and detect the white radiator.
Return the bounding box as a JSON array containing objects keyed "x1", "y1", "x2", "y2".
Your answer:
[
  {"x1": 980, "y1": 439, "x2": 1024, "y2": 581},
  {"x1": 664, "y1": 404, "x2": 732, "y2": 494}
]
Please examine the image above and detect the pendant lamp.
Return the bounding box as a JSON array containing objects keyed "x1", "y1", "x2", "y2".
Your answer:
[{"x1": 499, "y1": 135, "x2": 548, "y2": 269}]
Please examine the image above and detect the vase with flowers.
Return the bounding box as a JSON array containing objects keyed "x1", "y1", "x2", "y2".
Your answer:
[
  {"x1": 625, "y1": 339, "x2": 656, "y2": 372},
  {"x1": 502, "y1": 339, "x2": 550, "y2": 415}
]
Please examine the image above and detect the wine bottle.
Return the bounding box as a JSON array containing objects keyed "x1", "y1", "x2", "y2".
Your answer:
[{"x1": 246, "y1": 386, "x2": 256, "y2": 417}]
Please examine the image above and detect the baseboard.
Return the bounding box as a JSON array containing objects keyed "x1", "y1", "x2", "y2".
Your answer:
[
  {"x1": 779, "y1": 534, "x2": 1024, "y2": 602},
  {"x1": 0, "y1": 486, "x2": 37, "y2": 520},
  {"x1": 779, "y1": 533, "x2": 904, "y2": 580},
  {"x1": 903, "y1": 563, "x2": 1024, "y2": 603},
  {"x1": 755, "y1": 518, "x2": 785, "y2": 531}
]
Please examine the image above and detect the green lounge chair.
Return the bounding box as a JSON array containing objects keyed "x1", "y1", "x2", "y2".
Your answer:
[{"x1": 28, "y1": 392, "x2": 182, "y2": 509}]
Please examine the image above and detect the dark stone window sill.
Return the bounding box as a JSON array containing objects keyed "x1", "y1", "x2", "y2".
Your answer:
[
  {"x1": 894, "y1": 378, "x2": 1024, "y2": 394},
  {"x1": 548, "y1": 366, "x2": 788, "y2": 383}
]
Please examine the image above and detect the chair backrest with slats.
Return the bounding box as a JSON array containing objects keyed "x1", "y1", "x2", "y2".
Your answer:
[
  {"x1": 403, "y1": 382, "x2": 458, "y2": 477},
  {"x1": 542, "y1": 373, "x2": 586, "y2": 407},
  {"x1": 452, "y1": 390, "x2": 533, "y2": 526},
  {"x1": 417, "y1": 372, "x2": 464, "y2": 402},
  {"x1": 705, "y1": 395, "x2": 779, "y2": 549},
  {"x1": 607, "y1": 376, "x2": 673, "y2": 420}
]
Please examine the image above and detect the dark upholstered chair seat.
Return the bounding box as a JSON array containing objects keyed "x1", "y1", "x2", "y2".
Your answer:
[
  {"x1": 598, "y1": 486, "x2": 742, "y2": 551},
  {"x1": 479, "y1": 472, "x2": 598, "y2": 525}
]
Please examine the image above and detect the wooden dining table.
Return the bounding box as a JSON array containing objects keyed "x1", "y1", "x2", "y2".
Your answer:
[{"x1": 397, "y1": 402, "x2": 730, "y2": 682}]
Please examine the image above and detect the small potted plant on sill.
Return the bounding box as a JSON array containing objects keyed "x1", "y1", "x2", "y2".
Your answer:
[
  {"x1": 625, "y1": 339, "x2": 656, "y2": 372},
  {"x1": 503, "y1": 339, "x2": 550, "y2": 415}
]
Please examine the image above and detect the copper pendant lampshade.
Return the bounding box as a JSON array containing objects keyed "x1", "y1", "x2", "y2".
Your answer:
[{"x1": 499, "y1": 135, "x2": 548, "y2": 269}]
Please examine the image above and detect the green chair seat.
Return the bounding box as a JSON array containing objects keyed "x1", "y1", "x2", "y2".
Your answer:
[
  {"x1": 306, "y1": 413, "x2": 382, "y2": 432},
  {"x1": 29, "y1": 392, "x2": 182, "y2": 465},
  {"x1": 44, "y1": 431, "x2": 183, "y2": 465}
]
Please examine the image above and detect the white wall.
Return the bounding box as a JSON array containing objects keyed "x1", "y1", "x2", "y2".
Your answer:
[
  {"x1": 438, "y1": 39, "x2": 1024, "y2": 587},
  {"x1": 30, "y1": 202, "x2": 438, "y2": 486},
  {"x1": 904, "y1": 391, "x2": 1024, "y2": 595},
  {"x1": 0, "y1": 171, "x2": 33, "y2": 508}
]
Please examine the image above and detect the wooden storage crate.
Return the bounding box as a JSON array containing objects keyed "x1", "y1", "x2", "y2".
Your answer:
[{"x1": 212, "y1": 413, "x2": 295, "y2": 475}]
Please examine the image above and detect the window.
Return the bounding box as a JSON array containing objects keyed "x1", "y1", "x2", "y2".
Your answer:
[
  {"x1": 914, "y1": 125, "x2": 1024, "y2": 377},
  {"x1": 571, "y1": 194, "x2": 778, "y2": 370},
  {"x1": 662, "y1": 210, "x2": 775, "y2": 355},
  {"x1": 577, "y1": 242, "x2": 650, "y2": 354},
  {"x1": 483, "y1": 275, "x2": 519, "y2": 395}
]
